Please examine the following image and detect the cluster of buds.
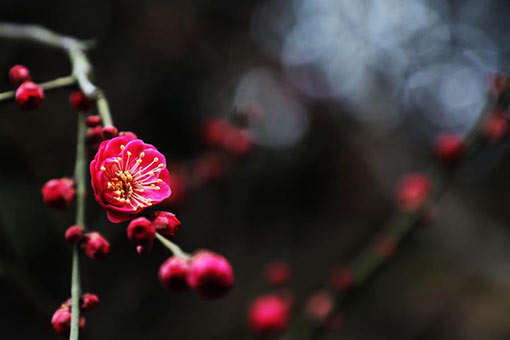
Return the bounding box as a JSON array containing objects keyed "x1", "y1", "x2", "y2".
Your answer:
[
  {"x1": 159, "y1": 250, "x2": 235, "y2": 299},
  {"x1": 202, "y1": 118, "x2": 254, "y2": 156},
  {"x1": 69, "y1": 91, "x2": 136, "y2": 160},
  {"x1": 432, "y1": 73, "x2": 510, "y2": 166},
  {"x1": 247, "y1": 261, "x2": 293, "y2": 336},
  {"x1": 82, "y1": 112, "x2": 136, "y2": 160},
  {"x1": 65, "y1": 225, "x2": 110, "y2": 260},
  {"x1": 157, "y1": 114, "x2": 263, "y2": 206},
  {"x1": 127, "y1": 211, "x2": 180, "y2": 255},
  {"x1": 8, "y1": 65, "x2": 45, "y2": 110},
  {"x1": 51, "y1": 293, "x2": 99, "y2": 336},
  {"x1": 125, "y1": 211, "x2": 235, "y2": 300}
]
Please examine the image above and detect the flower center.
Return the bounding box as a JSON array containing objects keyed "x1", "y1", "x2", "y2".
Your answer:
[
  {"x1": 101, "y1": 147, "x2": 165, "y2": 211},
  {"x1": 109, "y1": 170, "x2": 135, "y2": 200}
]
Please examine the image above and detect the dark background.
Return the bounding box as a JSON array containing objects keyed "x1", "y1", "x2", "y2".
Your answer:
[{"x1": 2, "y1": 1, "x2": 510, "y2": 339}]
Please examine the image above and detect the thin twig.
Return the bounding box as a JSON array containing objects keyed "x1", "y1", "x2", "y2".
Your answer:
[
  {"x1": 155, "y1": 233, "x2": 192, "y2": 260},
  {"x1": 69, "y1": 113, "x2": 87, "y2": 340},
  {"x1": 0, "y1": 23, "x2": 114, "y2": 126},
  {"x1": 0, "y1": 75, "x2": 77, "y2": 102}
]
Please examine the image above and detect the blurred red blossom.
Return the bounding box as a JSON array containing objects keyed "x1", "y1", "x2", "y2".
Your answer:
[
  {"x1": 395, "y1": 173, "x2": 431, "y2": 212},
  {"x1": 187, "y1": 250, "x2": 235, "y2": 300},
  {"x1": 305, "y1": 290, "x2": 334, "y2": 321},
  {"x1": 264, "y1": 261, "x2": 291, "y2": 286},
  {"x1": 483, "y1": 111, "x2": 508, "y2": 142},
  {"x1": 434, "y1": 132, "x2": 465, "y2": 164},
  {"x1": 159, "y1": 256, "x2": 190, "y2": 293},
  {"x1": 248, "y1": 294, "x2": 289, "y2": 336}
]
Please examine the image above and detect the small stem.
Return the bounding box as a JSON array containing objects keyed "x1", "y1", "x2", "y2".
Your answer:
[
  {"x1": 0, "y1": 75, "x2": 77, "y2": 102},
  {"x1": 0, "y1": 23, "x2": 90, "y2": 50},
  {"x1": 74, "y1": 113, "x2": 87, "y2": 227},
  {"x1": 69, "y1": 246, "x2": 81, "y2": 340},
  {"x1": 67, "y1": 46, "x2": 97, "y2": 97},
  {"x1": 155, "y1": 233, "x2": 191, "y2": 260},
  {"x1": 0, "y1": 23, "x2": 114, "y2": 124},
  {"x1": 69, "y1": 113, "x2": 87, "y2": 340},
  {"x1": 96, "y1": 90, "x2": 114, "y2": 127}
]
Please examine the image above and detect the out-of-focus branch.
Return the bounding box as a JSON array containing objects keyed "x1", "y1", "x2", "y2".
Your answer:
[
  {"x1": 279, "y1": 80, "x2": 510, "y2": 340},
  {"x1": 156, "y1": 233, "x2": 192, "y2": 260}
]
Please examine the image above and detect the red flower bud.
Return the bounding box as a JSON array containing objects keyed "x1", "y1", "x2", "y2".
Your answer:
[
  {"x1": 82, "y1": 232, "x2": 110, "y2": 260},
  {"x1": 85, "y1": 115, "x2": 102, "y2": 128},
  {"x1": 80, "y1": 293, "x2": 99, "y2": 312},
  {"x1": 119, "y1": 131, "x2": 138, "y2": 139},
  {"x1": 127, "y1": 217, "x2": 156, "y2": 245},
  {"x1": 248, "y1": 294, "x2": 289, "y2": 336},
  {"x1": 69, "y1": 91, "x2": 94, "y2": 111},
  {"x1": 151, "y1": 211, "x2": 181, "y2": 239},
  {"x1": 483, "y1": 112, "x2": 508, "y2": 142},
  {"x1": 159, "y1": 256, "x2": 190, "y2": 292},
  {"x1": 434, "y1": 132, "x2": 465, "y2": 164},
  {"x1": 187, "y1": 251, "x2": 234, "y2": 299},
  {"x1": 41, "y1": 177, "x2": 76, "y2": 210},
  {"x1": 305, "y1": 290, "x2": 334, "y2": 321},
  {"x1": 329, "y1": 266, "x2": 353, "y2": 291},
  {"x1": 395, "y1": 173, "x2": 431, "y2": 212},
  {"x1": 86, "y1": 126, "x2": 104, "y2": 144},
  {"x1": 65, "y1": 225, "x2": 83, "y2": 244},
  {"x1": 9, "y1": 65, "x2": 31, "y2": 86},
  {"x1": 15, "y1": 81, "x2": 44, "y2": 110},
  {"x1": 102, "y1": 126, "x2": 119, "y2": 139},
  {"x1": 51, "y1": 307, "x2": 85, "y2": 337},
  {"x1": 264, "y1": 261, "x2": 291, "y2": 286}
]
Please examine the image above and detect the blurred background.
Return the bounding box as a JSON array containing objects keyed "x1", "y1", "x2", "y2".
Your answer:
[{"x1": 2, "y1": 0, "x2": 510, "y2": 339}]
